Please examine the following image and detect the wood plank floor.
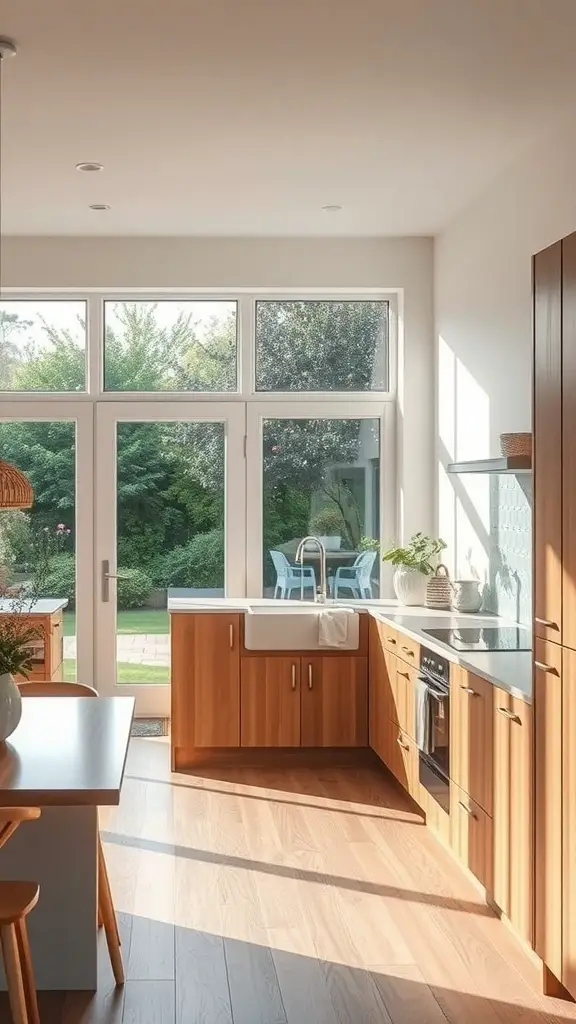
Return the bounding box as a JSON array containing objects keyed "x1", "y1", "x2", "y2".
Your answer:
[{"x1": 3, "y1": 737, "x2": 576, "y2": 1023}]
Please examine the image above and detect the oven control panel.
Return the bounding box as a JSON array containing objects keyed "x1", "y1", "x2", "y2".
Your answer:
[{"x1": 420, "y1": 647, "x2": 450, "y2": 686}]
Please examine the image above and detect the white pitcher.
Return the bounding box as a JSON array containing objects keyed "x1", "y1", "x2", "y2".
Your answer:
[{"x1": 452, "y1": 579, "x2": 482, "y2": 613}]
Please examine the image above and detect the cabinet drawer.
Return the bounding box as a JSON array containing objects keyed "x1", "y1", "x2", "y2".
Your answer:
[
  {"x1": 388, "y1": 722, "x2": 418, "y2": 797},
  {"x1": 451, "y1": 784, "x2": 494, "y2": 894},
  {"x1": 382, "y1": 625, "x2": 399, "y2": 655},
  {"x1": 396, "y1": 633, "x2": 420, "y2": 669}
]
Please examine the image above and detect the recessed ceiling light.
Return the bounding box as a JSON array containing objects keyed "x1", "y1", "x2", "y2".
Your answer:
[
  {"x1": 322, "y1": 204, "x2": 342, "y2": 212},
  {"x1": 76, "y1": 162, "x2": 103, "y2": 172},
  {"x1": 89, "y1": 204, "x2": 111, "y2": 211}
]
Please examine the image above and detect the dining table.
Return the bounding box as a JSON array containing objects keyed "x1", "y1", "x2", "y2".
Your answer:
[{"x1": 0, "y1": 695, "x2": 134, "y2": 991}]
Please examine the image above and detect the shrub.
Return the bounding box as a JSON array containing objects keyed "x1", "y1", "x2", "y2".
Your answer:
[
  {"x1": 158, "y1": 530, "x2": 224, "y2": 589},
  {"x1": 117, "y1": 567, "x2": 152, "y2": 609},
  {"x1": 309, "y1": 505, "x2": 346, "y2": 537},
  {"x1": 37, "y1": 553, "x2": 76, "y2": 607}
]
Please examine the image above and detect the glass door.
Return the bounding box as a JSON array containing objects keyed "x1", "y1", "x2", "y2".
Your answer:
[
  {"x1": 246, "y1": 402, "x2": 394, "y2": 601},
  {"x1": 95, "y1": 403, "x2": 245, "y2": 715},
  {"x1": 0, "y1": 402, "x2": 94, "y2": 685}
]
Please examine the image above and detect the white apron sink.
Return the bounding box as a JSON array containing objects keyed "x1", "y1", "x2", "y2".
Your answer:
[{"x1": 243, "y1": 605, "x2": 360, "y2": 650}]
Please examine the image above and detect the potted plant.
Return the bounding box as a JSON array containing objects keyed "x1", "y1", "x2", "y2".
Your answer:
[
  {"x1": 0, "y1": 584, "x2": 42, "y2": 741},
  {"x1": 309, "y1": 506, "x2": 346, "y2": 551},
  {"x1": 382, "y1": 532, "x2": 447, "y2": 606}
]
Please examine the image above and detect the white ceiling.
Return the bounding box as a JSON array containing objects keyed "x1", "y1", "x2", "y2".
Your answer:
[{"x1": 2, "y1": 0, "x2": 576, "y2": 236}]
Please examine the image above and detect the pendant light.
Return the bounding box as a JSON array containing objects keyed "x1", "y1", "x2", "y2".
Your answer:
[{"x1": 0, "y1": 37, "x2": 33, "y2": 510}]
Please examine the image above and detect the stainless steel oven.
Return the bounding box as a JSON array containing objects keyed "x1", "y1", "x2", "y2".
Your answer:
[{"x1": 418, "y1": 648, "x2": 450, "y2": 814}]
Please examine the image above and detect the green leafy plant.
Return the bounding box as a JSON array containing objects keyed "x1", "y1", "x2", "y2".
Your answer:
[
  {"x1": 117, "y1": 568, "x2": 153, "y2": 609},
  {"x1": 382, "y1": 532, "x2": 446, "y2": 576},
  {"x1": 309, "y1": 505, "x2": 346, "y2": 537},
  {"x1": 359, "y1": 536, "x2": 380, "y2": 552}
]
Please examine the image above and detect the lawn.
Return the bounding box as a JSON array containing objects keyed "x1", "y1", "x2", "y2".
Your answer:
[
  {"x1": 63, "y1": 608, "x2": 169, "y2": 637},
  {"x1": 62, "y1": 659, "x2": 168, "y2": 684}
]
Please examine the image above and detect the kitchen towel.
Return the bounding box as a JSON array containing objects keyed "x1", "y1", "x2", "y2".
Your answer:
[
  {"x1": 415, "y1": 676, "x2": 432, "y2": 754},
  {"x1": 318, "y1": 609, "x2": 351, "y2": 648}
]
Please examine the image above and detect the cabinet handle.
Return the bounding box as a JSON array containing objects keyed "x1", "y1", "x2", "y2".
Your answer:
[
  {"x1": 229, "y1": 623, "x2": 234, "y2": 649},
  {"x1": 397, "y1": 735, "x2": 410, "y2": 751},
  {"x1": 291, "y1": 664, "x2": 297, "y2": 690},
  {"x1": 458, "y1": 800, "x2": 477, "y2": 819},
  {"x1": 308, "y1": 663, "x2": 313, "y2": 690},
  {"x1": 534, "y1": 661, "x2": 558, "y2": 675},
  {"x1": 398, "y1": 670, "x2": 410, "y2": 679},
  {"x1": 497, "y1": 706, "x2": 521, "y2": 724},
  {"x1": 401, "y1": 646, "x2": 414, "y2": 656},
  {"x1": 460, "y1": 686, "x2": 478, "y2": 696},
  {"x1": 387, "y1": 637, "x2": 397, "y2": 644},
  {"x1": 535, "y1": 617, "x2": 558, "y2": 629}
]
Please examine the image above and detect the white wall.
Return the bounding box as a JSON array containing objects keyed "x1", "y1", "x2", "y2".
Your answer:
[
  {"x1": 3, "y1": 235, "x2": 434, "y2": 547},
  {"x1": 435, "y1": 118, "x2": 576, "y2": 605}
]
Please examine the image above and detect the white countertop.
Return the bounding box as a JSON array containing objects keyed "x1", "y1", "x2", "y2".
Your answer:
[
  {"x1": 168, "y1": 597, "x2": 532, "y2": 702},
  {"x1": 0, "y1": 598, "x2": 68, "y2": 615}
]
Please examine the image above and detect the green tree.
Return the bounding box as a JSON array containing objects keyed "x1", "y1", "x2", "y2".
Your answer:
[{"x1": 0, "y1": 311, "x2": 33, "y2": 388}]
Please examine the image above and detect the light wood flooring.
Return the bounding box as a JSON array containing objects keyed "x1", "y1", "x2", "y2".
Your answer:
[{"x1": 3, "y1": 737, "x2": 576, "y2": 1023}]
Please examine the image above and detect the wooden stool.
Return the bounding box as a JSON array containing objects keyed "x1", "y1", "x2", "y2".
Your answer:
[
  {"x1": 18, "y1": 682, "x2": 125, "y2": 985},
  {"x1": 0, "y1": 808, "x2": 41, "y2": 1024}
]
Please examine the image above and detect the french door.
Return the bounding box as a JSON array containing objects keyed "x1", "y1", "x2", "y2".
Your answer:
[{"x1": 95, "y1": 403, "x2": 245, "y2": 715}]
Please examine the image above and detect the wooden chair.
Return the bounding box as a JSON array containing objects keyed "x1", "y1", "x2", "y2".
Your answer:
[
  {"x1": 0, "y1": 807, "x2": 41, "y2": 1024},
  {"x1": 18, "y1": 682, "x2": 124, "y2": 985}
]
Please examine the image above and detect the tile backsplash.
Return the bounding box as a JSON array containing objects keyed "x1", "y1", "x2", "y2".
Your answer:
[{"x1": 481, "y1": 474, "x2": 532, "y2": 626}]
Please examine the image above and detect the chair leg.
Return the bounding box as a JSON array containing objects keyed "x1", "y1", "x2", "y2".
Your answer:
[
  {"x1": 98, "y1": 838, "x2": 124, "y2": 985},
  {"x1": 1, "y1": 923, "x2": 29, "y2": 1024},
  {"x1": 15, "y1": 920, "x2": 39, "y2": 1024}
]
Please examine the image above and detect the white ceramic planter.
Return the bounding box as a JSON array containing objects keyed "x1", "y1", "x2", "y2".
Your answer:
[
  {"x1": 452, "y1": 580, "x2": 482, "y2": 613},
  {"x1": 393, "y1": 567, "x2": 428, "y2": 606},
  {"x1": 0, "y1": 673, "x2": 22, "y2": 742}
]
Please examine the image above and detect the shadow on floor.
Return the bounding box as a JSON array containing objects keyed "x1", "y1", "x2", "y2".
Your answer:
[{"x1": 3, "y1": 916, "x2": 574, "y2": 1024}]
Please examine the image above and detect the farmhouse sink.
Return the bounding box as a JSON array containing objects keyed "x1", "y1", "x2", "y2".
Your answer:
[{"x1": 243, "y1": 605, "x2": 360, "y2": 650}]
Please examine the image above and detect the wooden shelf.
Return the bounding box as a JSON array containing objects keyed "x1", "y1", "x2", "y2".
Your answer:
[{"x1": 447, "y1": 457, "x2": 531, "y2": 475}]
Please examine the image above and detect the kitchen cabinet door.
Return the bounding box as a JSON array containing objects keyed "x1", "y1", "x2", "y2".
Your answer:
[
  {"x1": 171, "y1": 612, "x2": 241, "y2": 754},
  {"x1": 563, "y1": 233, "x2": 576, "y2": 650},
  {"x1": 450, "y1": 666, "x2": 494, "y2": 816},
  {"x1": 395, "y1": 662, "x2": 417, "y2": 741},
  {"x1": 563, "y1": 648, "x2": 576, "y2": 995},
  {"x1": 241, "y1": 657, "x2": 300, "y2": 747},
  {"x1": 369, "y1": 619, "x2": 389, "y2": 761},
  {"x1": 451, "y1": 783, "x2": 494, "y2": 894},
  {"x1": 301, "y1": 656, "x2": 368, "y2": 747},
  {"x1": 493, "y1": 690, "x2": 533, "y2": 945},
  {"x1": 534, "y1": 240, "x2": 562, "y2": 644},
  {"x1": 534, "y1": 640, "x2": 563, "y2": 980}
]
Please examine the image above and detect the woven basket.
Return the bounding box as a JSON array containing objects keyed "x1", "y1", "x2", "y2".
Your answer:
[
  {"x1": 499, "y1": 432, "x2": 532, "y2": 458},
  {"x1": 0, "y1": 460, "x2": 34, "y2": 509},
  {"x1": 425, "y1": 564, "x2": 452, "y2": 610}
]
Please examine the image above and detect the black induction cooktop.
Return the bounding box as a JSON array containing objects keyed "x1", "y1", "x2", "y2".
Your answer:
[{"x1": 422, "y1": 626, "x2": 532, "y2": 653}]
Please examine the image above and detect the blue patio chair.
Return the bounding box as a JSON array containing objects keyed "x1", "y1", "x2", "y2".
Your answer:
[
  {"x1": 269, "y1": 550, "x2": 317, "y2": 599},
  {"x1": 329, "y1": 550, "x2": 377, "y2": 600}
]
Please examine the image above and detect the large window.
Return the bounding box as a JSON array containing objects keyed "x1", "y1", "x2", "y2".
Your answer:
[
  {"x1": 0, "y1": 300, "x2": 86, "y2": 392},
  {"x1": 103, "y1": 300, "x2": 238, "y2": 392},
  {"x1": 255, "y1": 299, "x2": 389, "y2": 392}
]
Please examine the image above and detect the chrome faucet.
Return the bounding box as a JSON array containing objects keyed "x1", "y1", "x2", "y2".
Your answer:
[{"x1": 295, "y1": 535, "x2": 327, "y2": 604}]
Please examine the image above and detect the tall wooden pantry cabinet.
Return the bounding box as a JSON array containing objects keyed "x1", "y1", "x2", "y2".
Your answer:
[{"x1": 534, "y1": 230, "x2": 576, "y2": 998}]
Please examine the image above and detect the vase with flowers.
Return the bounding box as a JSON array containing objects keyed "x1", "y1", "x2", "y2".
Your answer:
[{"x1": 382, "y1": 532, "x2": 447, "y2": 606}]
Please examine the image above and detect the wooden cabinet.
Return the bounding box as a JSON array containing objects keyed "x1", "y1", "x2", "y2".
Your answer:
[
  {"x1": 301, "y1": 656, "x2": 367, "y2": 747},
  {"x1": 534, "y1": 639, "x2": 562, "y2": 979},
  {"x1": 171, "y1": 612, "x2": 240, "y2": 764},
  {"x1": 563, "y1": 234, "x2": 576, "y2": 650},
  {"x1": 394, "y1": 661, "x2": 416, "y2": 739},
  {"x1": 534, "y1": 240, "x2": 562, "y2": 644},
  {"x1": 492, "y1": 690, "x2": 533, "y2": 945},
  {"x1": 395, "y1": 635, "x2": 420, "y2": 670},
  {"x1": 0, "y1": 610, "x2": 64, "y2": 683},
  {"x1": 450, "y1": 666, "x2": 493, "y2": 816},
  {"x1": 369, "y1": 619, "x2": 392, "y2": 762},
  {"x1": 451, "y1": 783, "x2": 494, "y2": 894},
  {"x1": 384, "y1": 720, "x2": 418, "y2": 798},
  {"x1": 241, "y1": 658, "x2": 300, "y2": 747},
  {"x1": 563, "y1": 648, "x2": 576, "y2": 993}
]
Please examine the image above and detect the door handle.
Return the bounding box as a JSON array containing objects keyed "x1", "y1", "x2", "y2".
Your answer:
[
  {"x1": 308, "y1": 664, "x2": 313, "y2": 690},
  {"x1": 397, "y1": 734, "x2": 410, "y2": 751},
  {"x1": 101, "y1": 559, "x2": 131, "y2": 602},
  {"x1": 534, "y1": 661, "x2": 558, "y2": 675},
  {"x1": 401, "y1": 646, "x2": 414, "y2": 656},
  {"x1": 229, "y1": 623, "x2": 234, "y2": 650},
  {"x1": 386, "y1": 637, "x2": 397, "y2": 645},
  {"x1": 460, "y1": 686, "x2": 478, "y2": 696},
  {"x1": 534, "y1": 617, "x2": 558, "y2": 629},
  {"x1": 458, "y1": 801, "x2": 477, "y2": 819},
  {"x1": 398, "y1": 670, "x2": 410, "y2": 679},
  {"x1": 497, "y1": 707, "x2": 521, "y2": 724},
  {"x1": 291, "y1": 664, "x2": 297, "y2": 690}
]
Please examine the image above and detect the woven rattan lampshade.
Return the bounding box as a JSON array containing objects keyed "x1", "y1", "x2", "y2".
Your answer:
[{"x1": 0, "y1": 460, "x2": 34, "y2": 509}]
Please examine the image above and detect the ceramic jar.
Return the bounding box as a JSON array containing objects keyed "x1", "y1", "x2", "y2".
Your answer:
[
  {"x1": 452, "y1": 579, "x2": 482, "y2": 613},
  {"x1": 393, "y1": 567, "x2": 428, "y2": 606},
  {"x1": 0, "y1": 673, "x2": 22, "y2": 741}
]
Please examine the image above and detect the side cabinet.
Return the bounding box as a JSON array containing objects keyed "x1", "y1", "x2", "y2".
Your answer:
[
  {"x1": 241, "y1": 657, "x2": 300, "y2": 747},
  {"x1": 533, "y1": 240, "x2": 563, "y2": 644},
  {"x1": 171, "y1": 612, "x2": 241, "y2": 765},
  {"x1": 450, "y1": 666, "x2": 494, "y2": 816},
  {"x1": 301, "y1": 656, "x2": 368, "y2": 747}
]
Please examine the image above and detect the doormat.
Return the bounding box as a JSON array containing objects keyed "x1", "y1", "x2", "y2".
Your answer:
[{"x1": 131, "y1": 718, "x2": 169, "y2": 738}]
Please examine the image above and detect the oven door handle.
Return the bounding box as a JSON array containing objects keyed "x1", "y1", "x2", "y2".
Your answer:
[{"x1": 421, "y1": 680, "x2": 448, "y2": 703}]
